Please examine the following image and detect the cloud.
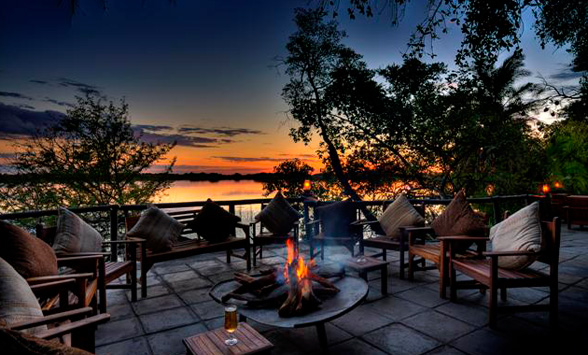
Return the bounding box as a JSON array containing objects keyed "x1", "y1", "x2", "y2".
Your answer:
[
  {"x1": 30, "y1": 79, "x2": 48, "y2": 85},
  {"x1": 44, "y1": 97, "x2": 74, "y2": 107},
  {"x1": 212, "y1": 156, "x2": 285, "y2": 162},
  {"x1": 178, "y1": 126, "x2": 265, "y2": 137},
  {"x1": 0, "y1": 91, "x2": 33, "y2": 100},
  {"x1": 549, "y1": 66, "x2": 585, "y2": 81},
  {"x1": 278, "y1": 153, "x2": 316, "y2": 158},
  {"x1": 0, "y1": 103, "x2": 65, "y2": 138},
  {"x1": 0, "y1": 153, "x2": 15, "y2": 160},
  {"x1": 58, "y1": 78, "x2": 101, "y2": 95},
  {"x1": 16, "y1": 104, "x2": 36, "y2": 110},
  {"x1": 133, "y1": 126, "x2": 230, "y2": 148},
  {"x1": 148, "y1": 164, "x2": 268, "y2": 174},
  {"x1": 133, "y1": 124, "x2": 174, "y2": 132}
]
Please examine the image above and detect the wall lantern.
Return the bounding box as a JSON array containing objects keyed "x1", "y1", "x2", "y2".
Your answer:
[
  {"x1": 542, "y1": 184, "x2": 551, "y2": 194},
  {"x1": 303, "y1": 180, "x2": 312, "y2": 191}
]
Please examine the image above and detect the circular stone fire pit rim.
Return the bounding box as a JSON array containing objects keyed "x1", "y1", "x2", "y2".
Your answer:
[{"x1": 208, "y1": 276, "x2": 369, "y2": 329}]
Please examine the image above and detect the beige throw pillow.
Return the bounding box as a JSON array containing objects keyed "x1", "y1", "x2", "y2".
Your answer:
[
  {"x1": 53, "y1": 208, "x2": 102, "y2": 254},
  {"x1": 378, "y1": 194, "x2": 425, "y2": 239},
  {"x1": 127, "y1": 206, "x2": 185, "y2": 252},
  {"x1": 490, "y1": 202, "x2": 542, "y2": 270},
  {"x1": 0, "y1": 258, "x2": 46, "y2": 334}
]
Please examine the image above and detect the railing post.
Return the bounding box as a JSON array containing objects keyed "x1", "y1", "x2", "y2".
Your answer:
[
  {"x1": 229, "y1": 203, "x2": 237, "y2": 236},
  {"x1": 110, "y1": 205, "x2": 119, "y2": 261},
  {"x1": 492, "y1": 197, "x2": 500, "y2": 223},
  {"x1": 303, "y1": 201, "x2": 310, "y2": 242}
]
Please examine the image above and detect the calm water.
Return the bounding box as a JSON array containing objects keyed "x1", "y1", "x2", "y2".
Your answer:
[{"x1": 155, "y1": 180, "x2": 267, "y2": 203}]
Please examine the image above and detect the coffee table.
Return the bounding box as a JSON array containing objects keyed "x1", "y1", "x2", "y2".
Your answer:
[
  {"x1": 343, "y1": 256, "x2": 390, "y2": 294},
  {"x1": 183, "y1": 322, "x2": 273, "y2": 355},
  {"x1": 209, "y1": 276, "x2": 368, "y2": 353}
]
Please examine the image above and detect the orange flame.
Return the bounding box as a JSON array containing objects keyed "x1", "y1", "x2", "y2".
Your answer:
[
  {"x1": 286, "y1": 239, "x2": 296, "y2": 264},
  {"x1": 296, "y1": 256, "x2": 308, "y2": 280}
]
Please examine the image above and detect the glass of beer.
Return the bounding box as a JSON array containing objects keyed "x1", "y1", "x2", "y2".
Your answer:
[{"x1": 224, "y1": 305, "x2": 238, "y2": 346}]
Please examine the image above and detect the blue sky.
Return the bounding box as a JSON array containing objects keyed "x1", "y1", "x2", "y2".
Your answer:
[{"x1": 0, "y1": 0, "x2": 581, "y2": 173}]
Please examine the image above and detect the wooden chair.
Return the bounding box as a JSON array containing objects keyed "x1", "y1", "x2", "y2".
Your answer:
[
  {"x1": 448, "y1": 217, "x2": 561, "y2": 328},
  {"x1": 125, "y1": 208, "x2": 251, "y2": 298},
  {"x1": 307, "y1": 202, "x2": 363, "y2": 260},
  {"x1": 406, "y1": 226, "x2": 488, "y2": 298},
  {"x1": 357, "y1": 202, "x2": 425, "y2": 279},
  {"x1": 250, "y1": 203, "x2": 299, "y2": 267},
  {"x1": 562, "y1": 195, "x2": 588, "y2": 229},
  {"x1": 5, "y1": 305, "x2": 110, "y2": 353},
  {"x1": 36, "y1": 224, "x2": 142, "y2": 310}
]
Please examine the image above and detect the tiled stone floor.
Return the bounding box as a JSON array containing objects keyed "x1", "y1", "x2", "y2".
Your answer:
[{"x1": 95, "y1": 228, "x2": 588, "y2": 354}]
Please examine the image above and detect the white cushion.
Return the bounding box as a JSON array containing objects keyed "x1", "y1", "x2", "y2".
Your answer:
[
  {"x1": 53, "y1": 208, "x2": 102, "y2": 254},
  {"x1": 490, "y1": 202, "x2": 542, "y2": 270},
  {"x1": 0, "y1": 258, "x2": 46, "y2": 334},
  {"x1": 378, "y1": 194, "x2": 425, "y2": 239},
  {"x1": 127, "y1": 206, "x2": 185, "y2": 252}
]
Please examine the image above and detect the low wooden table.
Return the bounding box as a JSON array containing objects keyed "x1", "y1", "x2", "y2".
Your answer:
[
  {"x1": 183, "y1": 322, "x2": 273, "y2": 355},
  {"x1": 343, "y1": 256, "x2": 390, "y2": 295}
]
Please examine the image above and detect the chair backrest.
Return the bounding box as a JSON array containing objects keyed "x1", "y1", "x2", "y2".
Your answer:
[
  {"x1": 565, "y1": 195, "x2": 588, "y2": 207},
  {"x1": 124, "y1": 208, "x2": 201, "y2": 240},
  {"x1": 537, "y1": 217, "x2": 561, "y2": 267}
]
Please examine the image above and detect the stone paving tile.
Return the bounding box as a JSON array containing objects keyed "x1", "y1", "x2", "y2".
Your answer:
[
  {"x1": 203, "y1": 316, "x2": 224, "y2": 330},
  {"x1": 192, "y1": 260, "x2": 233, "y2": 276},
  {"x1": 177, "y1": 287, "x2": 211, "y2": 305},
  {"x1": 160, "y1": 270, "x2": 200, "y2": 283},
  {"x1": 107, "y1": 302, "x2": 135, "y2": 321},
  {"x1": 396, "y1": 286, "x2": 450, "y2": 308},
  {"x1": 190, "y1": 300, "x2": 225, "y2": 320},
  {"x1": 331, "y1": 305, "x2": 394, "y2": 336},
  {"x1": 140, "y1": 307, "x2": 199, "y2": 334},
  {"x1": 504, "y1": 286, "x2": 549, "y2": 304},
  {"x1": 106, "y1": 290, "x2": 130, "y2": 306},
  {"x1": 402, "y1": 310, "x2": 476, "y2": 342},
  {"x1": 152, "y1": 263, "x2": 191, "y2": 275},
  {"x1": 327, "y1": 338, "x2": 388, "y2": 355},
  {"x1": 435, "y1": 301, "x2": 489, "y2": 327},
  {"x1": 147, "y1": 322, "x2": 208, "y2": 355},
  {"x1": 425, "y1": 345, "x2": 468, "y2": 354},
  {"x1": 263, "y1": 329, "x2": 305, "y2": 355},
  {"x1": 363, "y1": 295, "x2": 427, "y2": 321},
  {"x1": 207, "y1": 271, "x2": 238, "y2": 283},
  {"x1": 95, "y1": 336, "x2": 151, "y2": 355},
  {"x1": 96, "y1": 317, "x2": 144, "y2": 346},
  {"x1": 129, "y1": 284, "x2": 171, "y2": 300},
  {"x1": 362, "y1": 323, "x2": 441, "y2": 355},
  {"x1": 167, "y1": 277, "x2": 212, "y2": 292},
  {"x1": 451, "y1": 328, "x2": 523, "y2": 355},
  {"x1": 278, "y1": 323, "x2": 353, "y2": 351},
  {"x1": 132, "y1": 294, "x2": 184, "y2": 315}
]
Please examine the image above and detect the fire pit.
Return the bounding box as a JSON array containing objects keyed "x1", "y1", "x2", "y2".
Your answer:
[{"x1": 209, "y1": 240, "x2": 369, "y2": 352}]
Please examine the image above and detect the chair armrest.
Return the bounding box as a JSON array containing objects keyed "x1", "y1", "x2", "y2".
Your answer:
[
  {"x1": 29, "y1": 278, "x2": 77, "y2": 293},
  {"x1": 105, "y1": 239, "x2": 145, "y2": 245},
  {"x1": 27, "y1": 273, "x2": 95, "y2": 285},
  {"x1": 57, "y1": 254, "x2": 104, "y2": 263},
  {"x1": 58, "y1": 252, "x2": 111, "y2": 257},
  {"x1": 236, "y1": 222, "x2": 249, "y2": 229},
  {"x1": 9, "y1": 307, "x2": 94, "y2": 331},
  {"x1": 437, "y1": 236, "x2": 489, "y2": 241},
  {"x1": 350, "y1": 219, "x2": 380, "y2": 226},
  {"x1": 483, "y1": 250, "x2": 541, "y2": 257},
  {"x1": 34, "y1": 313, "x2": 111, "y2": 340},
  {"x1": 402, "y1": 226, "x2": 434, "y2": 233},
  {"x1": 306, "y1": 219, "x2": 321, "y2": 227}
]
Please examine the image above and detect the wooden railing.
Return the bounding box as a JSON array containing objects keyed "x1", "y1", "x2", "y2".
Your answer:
[{"x1": 0, "y1": 194, "x2": 544, "y2": 259}]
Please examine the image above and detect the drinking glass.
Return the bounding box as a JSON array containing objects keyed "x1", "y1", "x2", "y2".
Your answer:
[
  {"x1": 224, "y1": 305, "x2": 238, "y2": 346},
  {"x1": 356, "y1": 253, "x2": 367, "y2": 264}
]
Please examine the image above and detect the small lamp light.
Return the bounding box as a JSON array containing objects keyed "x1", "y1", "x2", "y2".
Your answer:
[
  {"x1": 303, "y1": 180, "x2": 311, "y2": 191},
  {"x1": 554, "y1": 181, "x2": 562, "y2": 189},
  {"x1": 485, "y1": 184, "x2": 495, "y2": 196},
  {"x1": 542, "y1": 184, "x2": 551, "y2": 194}
]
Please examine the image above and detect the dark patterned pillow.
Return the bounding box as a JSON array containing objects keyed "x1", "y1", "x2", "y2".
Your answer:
[
  {"x1": 127, "y1": 206, "x2": 185, "y2": 253},
  {"x1": 192, "y1": 199, "x2": 241, "y2": 242},
  {"x1": 0, "y1": 221, "x2": 57, "y2": 278},
  {"x1": 53, "y1": 208, "x2": 102, "y2": 254},
  {"x1": 315, "y1": 199, "x2": 357, "y2": 238},
  {"x1": 255, "y1": 192, "x2": 301, "y2": 235},
  {"x1": 432, "y1": 189, "x2": 486, "y2": 252}
]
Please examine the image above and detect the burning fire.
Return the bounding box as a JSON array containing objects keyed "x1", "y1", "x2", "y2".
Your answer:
[{"x1": 283, "y1": 239, "x2": 311, "y2": 283}]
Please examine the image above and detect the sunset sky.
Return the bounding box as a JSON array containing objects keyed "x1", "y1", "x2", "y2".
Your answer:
[{"x1": 0, "y1": 0, "x2": 581, "y2": 174}]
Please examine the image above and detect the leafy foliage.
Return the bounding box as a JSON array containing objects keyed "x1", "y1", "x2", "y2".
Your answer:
[
  {"x1": 0, "y1": 94, "x2": 175, "y2": 212},
  {"x1": 546, "y1": 121, "x2": 588, "y2": 194},
  {"x1": 261, "y1": 159, "x2": 314, "y2": 198}
]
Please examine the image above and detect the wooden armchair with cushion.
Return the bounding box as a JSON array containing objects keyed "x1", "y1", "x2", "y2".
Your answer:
[
  {"x1": 251, "y1": 192, "x2": 302, "y2": 266},
  {"x1": 0, "y1": 220, "x2": 103, "y2": 315},
  {"x1": 308, "y1": 199, "x2": 363, "y2": 260},
  {"x1": 1, "y1": 257, "x2": 109, "y2": 354},
  {"x1": 448, "y1": 202, "x2": 560, "y2": 328},
  {"x1": 406, "y1": 190, "x2": 488, "y2": 298},
  {"x1": 125, "y1": 201, "x2": 251, "y2": 298},
  {"x1": 357, "y1": 194, "x2": 425, "y2": 279},
  {"x1": 562, "y1": 195, "x2": 588, "y2": 229}
]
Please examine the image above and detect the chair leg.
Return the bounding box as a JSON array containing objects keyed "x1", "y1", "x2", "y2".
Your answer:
[
  {"x1": 141, "y1": 261, "x2": 149, "y2": 298},
  {"x1": 408, "y1": 252, "x2": 415, "y2": 281},
  {"x1": 450, "y1": 262, "x2": 457, "y2": 302},
  {"x1": 489, "y1": 284, "x2": 498, "y2": 329},
  {"x1": 252, "y1": 244, "x2": 257, "y2": 267},
  {"x1": 550, "y1": 281, "x2": 558, "y2": 327},
  {"x1": 226, "y1": 249, "x2": 231, "y2": 264},
  {"x1": 131, "y1": 263, "x2": 137, "y2": 302},
  {"x1": 500, "y1": 287, "x2": 507, "y2": 302},
  {"x1": 245, "y1": 243, "x2": 251, "y2": 271}
]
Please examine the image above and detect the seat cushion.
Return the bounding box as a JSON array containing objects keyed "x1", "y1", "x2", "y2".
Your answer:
[
  {"x1": 432, "y1": 189, "x2": 486, "y2": 252},
  {"x1": 255, "y1": 191, "x2": 301, "y2": 235},
  {"x1": 490, "y1": 202, "x2": 542, "y2": 270},
  {"x1": 127, "y1": 206, "x2": 185, "y2": 253},
  {"x1": 192, "y1": 199, "x2": 241, "y2": 242},
  {"x1": 0, "y1": 221, "x2": 57, "y2": 279},
  {"x1": 53, "y1": 208, "x2": 102, "y2": 254},
  {"x1": 0, "y1": 258, "x2": 46, "y2": 334},
  {"x1": 0, "y1": 327, "x2": 92, "y2": 355},
  {"x1": 378, "y1": 194, "x2": 425, "y2": 239},
  {"x1": 315, "y1": 199, "x2": 357, "y2": 238}
]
